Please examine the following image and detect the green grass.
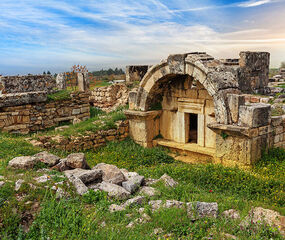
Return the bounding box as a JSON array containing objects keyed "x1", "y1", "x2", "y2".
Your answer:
[
  {"x1": 278, "y1": 84, "x2": 285, "y2": 89},
  {"x1": 0, "y1": 133, "x2": 284, "y2": 239},
  {"x1": 91, "y1": 80, "x2": 112, "y2": 89},
  {"x1": 47, "y1": 90, "x2": 72, "y2": 102}
]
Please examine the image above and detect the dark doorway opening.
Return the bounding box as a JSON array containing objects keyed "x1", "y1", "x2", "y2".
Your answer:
[{"x1": 188, "y1": 113, "x2": 198, "y2": 143}]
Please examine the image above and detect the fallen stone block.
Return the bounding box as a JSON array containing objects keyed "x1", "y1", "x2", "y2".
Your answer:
[
  {"x1": 122, "y1": 175, "x2": 144, "y2": 194},
  {"x1": 33, "y1": 151, "x2": 60, "y2": 167},
  {"x1": 120, "y1": 168, "x2": 139, "y2": 181},
  {"x1": 109, "y1": 204, "x2": 125, "y2": 212},
  {"x1": 139, "y1": 186, "x2": 160, "y2": 197},
  {"x1": 148, "y1": 200, "x2": 218, "y2": 219},
  {"x1": 240, "y1": 207, "x2": 285, "y2": 237},
  {"x1": 66, "y1": 174, "x2": 88, "y2": 195},
  {"x1": 52, "y1": 158, "x2": 72, "y2": 172},
  {"x1": 222, "y1": 209, "x2": 240, "y2": 220},
  {"x1": 66, "y1": 153, "x2": 89, "y2": 169},
  {"x1": 97, "y1": 181, "x2": 130, "y2": 200},
  {"x1": 122, "y1": 196, "x2": 145, "y2": 208},
  {"x1": 34, "y1": 174, "x2": 50, "y2": 183},
  {"x1": 187, "y1": 202, "x2": 218, "y2": 219},
  {"x1": 159, "y1": 174, "x2": 178, "y2": 188},
  {"x1": 8, "y1": 156, "x2": 39, "y2": 169},
  {"x1": 15, "y1": 179, "x2": 24, "y2": 191},
  {"x1": 93, "y1": 163, "x2": 125, "y2": 185},
  {"x1": 64, "y1": 169, "x2": 102, "y2": 184}
]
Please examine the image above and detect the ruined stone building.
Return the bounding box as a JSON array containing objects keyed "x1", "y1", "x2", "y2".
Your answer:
[{"x1": 125, "y1": 52, "x2": 285, "y2": 167}]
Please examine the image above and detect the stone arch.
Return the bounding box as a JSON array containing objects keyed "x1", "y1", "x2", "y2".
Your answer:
[{"x1": 134, "y1": 53, "x2": 239, "y2": 124}]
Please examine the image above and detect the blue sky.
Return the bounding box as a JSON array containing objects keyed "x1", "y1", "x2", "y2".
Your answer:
[{"x1": 0, "y1": 0, "x2": 285, "y2": 75}]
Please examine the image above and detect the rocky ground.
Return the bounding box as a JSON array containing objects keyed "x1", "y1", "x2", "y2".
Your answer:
[{"x1": 3, "y1": 150, "x2": 285, "y2": 239}]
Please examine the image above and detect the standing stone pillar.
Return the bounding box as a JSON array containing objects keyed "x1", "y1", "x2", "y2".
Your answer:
[
  {"x1": 77, "y1": 73, "x2": 86, "y2": 91},
  {"x1": 56, "y1": 73, "x2": 66, "y2": 90}
]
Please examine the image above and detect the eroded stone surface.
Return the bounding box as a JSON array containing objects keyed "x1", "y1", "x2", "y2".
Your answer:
[
  {"x1": 222, "y1": 209, "x2": 240, "y2": 220},
  {"x1": 159, "y1": 174, "x2": 178, "y2": 188},
  {"x1": 66, "y1": 153, "x2": 89, "y2": 169},
  {"x1": 139, "y1": 186, "x2": 160, "y2": 197},
  {"x1": 122, "y1": 196, "x2": 145, "y2": 208},
  {"x1": 97, "y1": 181, "x2": 130, "y2": 200},
  {"x1": 15, "y1": 179, "x2": 24, "y2": 191},
  {"x1": 64, "y1": 169, "x2": 102, "y2": 184},
  {"x1": 93, "y1": 163, "x2": 125, "y2": 185},
  {"x1": 9, "y1": 156, "x2": 38, "y2": 169},
  {"x1": 66, "y1": 174, "x2": 88, "y2": 196},
  {"x1": 122, "y1": 175, "x2": 144, "y2": 193},
  {"x1": 33, "y1": 151, "x2": 60, "y2": 167}
]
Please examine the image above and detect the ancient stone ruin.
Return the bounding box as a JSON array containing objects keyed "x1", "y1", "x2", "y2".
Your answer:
[
  {"x1": 0, "y1": 74, "x2": 90, "y2": 134},
  {"x1": 89, "y1": 83, "x2": 129, "y2": 112},
  {"x1": 126, "y1": 65, "x2": 152, "y2": 83},
  {"x1": 125, "y1": 51, "x2": 285, "y2": 167}
]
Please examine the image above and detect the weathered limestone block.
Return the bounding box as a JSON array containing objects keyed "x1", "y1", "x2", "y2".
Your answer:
[
  {"x1": 97, "y1": 181, "x2": 131, "y2": 200},
  {"x1": 56, "y1": 73, "x2": 66, "y2": 90},
  {"x1": 64, "y1": 168, "x2": 103, "y2": 184},
  {"x1": 228, "y1": 94, "x2": 245, "y2": 123},
  {"x1": 66, "y1": 153, "x2": 89, "y2": 169},
  {"x1": 8, "y1": 156, "x2": 39, "y2": 169},
  {"x1": 93, "y1": 163, "x2": 125, "y2": 185},
  {"x1": 0, "y1": 92, "x2": 47, "y2": 107},
  {"x1": 66, "y1": 174, "x2": 89, "y2": 195},
  {"x1": 139, "y1": 186, "x2": 160, "y2": 197},
  {"x1": 167, "y1": 54, "x2": 187, "y2": 74},
  {"x1": 33, "y1": 151, "x2": 60, "y2": 167},
  {"x1": 122, "y1": 175, "x2": 144, "y2": 194},
  {"x1": 0, "y1": 75, "x2": 55, "y2": 94},
  {"x1": 238, "y1": 51, "x2": 270, "y2": 94},
  {"x1": 125, "y1": 110, "x2": 161, "y2": 147},
  {"x1": 238, "y1": 104, "x2": 271, "y2": 128},
  {"x1": 271, "y1": 116, "x2": 283, "y2": 127},
  {"x1": 187, "y1": 202, "x2": 218, "y2": 219}
]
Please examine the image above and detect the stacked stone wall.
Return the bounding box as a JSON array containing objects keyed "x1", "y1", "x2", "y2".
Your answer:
[
  {"x1": 270, "y1": 116, "x2": 285, "y2": 148},
  {"x1": 0, "y1": 92, "x2": 90, "y2": 134},
  {"x1": 0, "y1": 75, "x2": 55, "y2": 94},
  {"x1": 90, "y1": 84, "x2": 129, "y2": 111},
  {"x1": 33, "y1": 120, "x2": 129, "y2": 151}
]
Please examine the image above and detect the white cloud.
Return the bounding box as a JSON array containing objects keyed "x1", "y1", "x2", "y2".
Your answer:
[
  {"x1": 238, "y1": 0, "x2": 274, "y2": 7},
  {"x1": 0, "y1": 0, "x2": 284, "y2": 75}
]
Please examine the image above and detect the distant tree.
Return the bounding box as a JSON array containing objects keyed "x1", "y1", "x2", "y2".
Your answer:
[
  {"x1": 43, "y1": 71, "x2": 46, "y2": 75},
  {"x1": 47, "y1": 71, "x2": 51, "y2": 75},
  {"x1": 281, "y1": 62, "x2": 285, "y2": 68}
]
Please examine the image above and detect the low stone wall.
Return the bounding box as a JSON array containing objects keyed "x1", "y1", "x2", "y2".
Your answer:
[
  {"x1": 0, "y1": 75, "x2": 55, "y2": 94},
  {"x1": 33, "y1": 120, "x2": 129, "y2": 151},
  {"x1": 0, "y1": 92, "x2": 90, "y2": 134},
  {"x1": 271, "y1": 115, "x2": 285, "y2": 148},
  {"x1": 90, "y1": 84, "x2": 129, "y2": 111}
]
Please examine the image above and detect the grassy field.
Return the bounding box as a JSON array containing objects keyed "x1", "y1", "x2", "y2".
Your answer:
[{"x1": 0, "y1": 123, "x2": 284, "y2": 239}]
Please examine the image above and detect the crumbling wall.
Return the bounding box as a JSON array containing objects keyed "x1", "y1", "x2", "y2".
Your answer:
[
  {"x1": 32, "y1": 120, "x2": 129, "y2": 151},
  {"x1": 0, "y1": 75, "x2": 55, "y2": 94},
  {"x1": 237, "y1": 52, "x2": 270, "y2": 94},
  {"x1": 90, "y1": 84, "x2": 129, "y2": 111},
  {"x1": 126, "y1": 65, "x2": 151, "y2": 83},
  {"x1": 0, "y1": 92, "x2": 90, "y2": 134}
]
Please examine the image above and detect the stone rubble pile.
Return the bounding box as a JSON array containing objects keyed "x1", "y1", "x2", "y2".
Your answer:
[
  {"x1": 7, "y1": 151, "x2": 175, "y2": 199},
  {"x1": 6, "y1": 151, "x2": 285, "y2": 237}
]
